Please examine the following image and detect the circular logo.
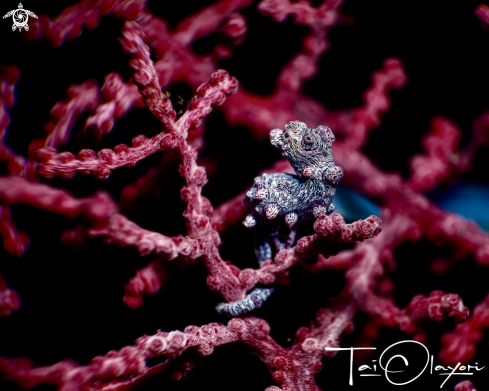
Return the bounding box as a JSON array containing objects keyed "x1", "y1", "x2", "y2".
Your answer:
[{"x1": 12, "y1": 8, "x2": 28, "y2": 29}]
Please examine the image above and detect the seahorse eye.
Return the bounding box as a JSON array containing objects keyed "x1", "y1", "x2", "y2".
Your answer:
[{"x1": 284, "y1": 132, "x2": 289, "y2": 139}]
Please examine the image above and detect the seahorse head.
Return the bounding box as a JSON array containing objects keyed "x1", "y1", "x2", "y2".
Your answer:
[{"x1": 270, "y1": 121, "x2": 337, "y2": 180}]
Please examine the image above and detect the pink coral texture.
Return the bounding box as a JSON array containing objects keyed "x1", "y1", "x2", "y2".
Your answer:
[{"x1": 0, "y1": 0, "x2": 488, "y2": 390}]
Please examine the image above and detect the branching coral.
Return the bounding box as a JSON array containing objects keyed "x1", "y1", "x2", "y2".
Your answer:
[{"x1": 0, "y1": 1, "x2": 488, "y2": 390}]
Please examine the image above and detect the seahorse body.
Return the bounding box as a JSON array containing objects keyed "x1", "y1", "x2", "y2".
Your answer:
[{"x1": 244, "y1": 121, "x2": 343, "y2": 263}]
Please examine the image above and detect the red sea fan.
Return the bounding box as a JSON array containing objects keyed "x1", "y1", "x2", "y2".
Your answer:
[{"x1": 0, "y1": 1, "x2": 488, "y2": 390}]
